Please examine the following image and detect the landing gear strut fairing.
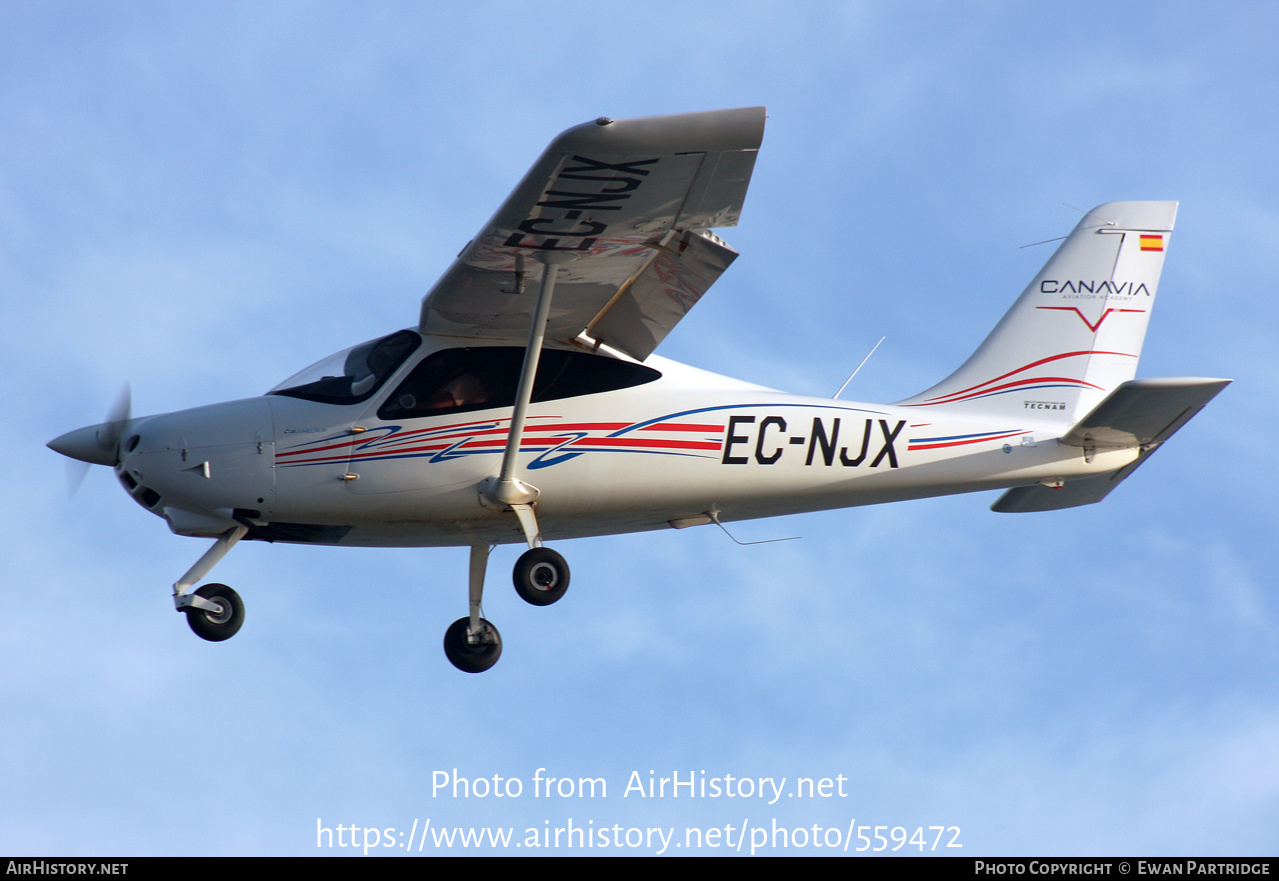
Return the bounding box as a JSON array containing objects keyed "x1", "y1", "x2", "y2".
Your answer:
[{"x1": 48, "y1": 108, "x2": 1229, "y2": 673}]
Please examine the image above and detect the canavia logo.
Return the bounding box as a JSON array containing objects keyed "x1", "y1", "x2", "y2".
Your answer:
[{"x1": 1039, "y1": 280, "x2": 1152, "y2": 295}]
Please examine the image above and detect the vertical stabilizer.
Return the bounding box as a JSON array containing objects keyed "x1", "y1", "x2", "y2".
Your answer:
[{"x1": 897, "y1": 202, "x2": 1178, "y2": 424}]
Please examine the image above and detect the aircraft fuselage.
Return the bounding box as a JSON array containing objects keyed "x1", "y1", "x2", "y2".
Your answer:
[{"x1": 112, "y1": 336, "x2": 1135, "y2": 549}]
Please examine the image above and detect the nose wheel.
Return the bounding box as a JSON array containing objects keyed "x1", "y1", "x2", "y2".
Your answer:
[{"x1": 183, "y1": 583, "x2": 245, "y2": 641}]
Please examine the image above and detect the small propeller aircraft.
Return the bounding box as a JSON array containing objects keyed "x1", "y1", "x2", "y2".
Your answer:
[{"x1": 49, "y1": 107, "x2": 1229, "y2": 672}]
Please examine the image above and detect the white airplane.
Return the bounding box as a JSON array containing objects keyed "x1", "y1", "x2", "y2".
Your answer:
[{"x1": 49, "y1": 107, "x2": 1229, "y2": 672}]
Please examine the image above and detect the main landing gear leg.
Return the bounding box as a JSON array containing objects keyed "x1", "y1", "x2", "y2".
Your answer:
[
  {"x1": 443, "y1": 544, "x2": 502, "y2": 673},
  {"x1": 173, "y1": 524, "x2": 248, "y2": 642}
]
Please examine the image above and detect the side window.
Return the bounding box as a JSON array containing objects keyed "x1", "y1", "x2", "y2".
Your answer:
[
  {"x1": 379, "y1": 348, "x2": 515, "y2": 419},
  {"x1": 378, "y1": 347, "x2": 661, "y2": 420},
  {"x1": 533, "y1": 349, "x2": 662, "y2": 401}
]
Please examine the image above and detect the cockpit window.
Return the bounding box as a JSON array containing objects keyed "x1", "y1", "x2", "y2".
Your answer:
[
  {"x1": 378, "y1": 346, "x2": 661, "y2": 420},
  {"x1": 268, "y1": 330, "x2": 421, "y2": 405}
]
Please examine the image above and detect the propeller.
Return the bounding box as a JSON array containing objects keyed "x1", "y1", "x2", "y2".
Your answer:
[
  {"x1": 49, "y1": 384, "x2": 132, "y2": 495},
  {"x1": 96, "y1": 383, "x2": 133, "y2": 461}
]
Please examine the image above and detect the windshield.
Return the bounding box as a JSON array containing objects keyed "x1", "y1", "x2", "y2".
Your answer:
[{"x1": 268, "y1": 329, "x2": 421, "y2": 404}]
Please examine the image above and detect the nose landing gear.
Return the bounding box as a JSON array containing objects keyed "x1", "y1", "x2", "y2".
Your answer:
[{"x1": 172, "y1": 524, "x2": 250, "y2": 642}]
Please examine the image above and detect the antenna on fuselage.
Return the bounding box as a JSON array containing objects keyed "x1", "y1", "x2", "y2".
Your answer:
[{"x1": 833, "y1": 336, "x2": 885, "y2": 400}]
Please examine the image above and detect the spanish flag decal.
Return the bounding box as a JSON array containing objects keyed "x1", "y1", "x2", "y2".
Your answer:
[{"x1": 1139, "y1": 234, "x2": 1164, "y2": 252}]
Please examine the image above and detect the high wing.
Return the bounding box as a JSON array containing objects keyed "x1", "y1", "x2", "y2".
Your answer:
[{"x1": 418, "y1": 107, "x2": 766, "y2": 361}]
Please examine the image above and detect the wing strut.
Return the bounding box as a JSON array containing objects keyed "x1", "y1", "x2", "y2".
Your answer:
[{"x1": 480, "y1": 252, "x2": 573, "y2": 541}]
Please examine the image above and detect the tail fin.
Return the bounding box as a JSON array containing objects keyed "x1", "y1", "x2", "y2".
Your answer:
[{"x1": 897, "y1": 202, "x2": 1178, "y2": 424}]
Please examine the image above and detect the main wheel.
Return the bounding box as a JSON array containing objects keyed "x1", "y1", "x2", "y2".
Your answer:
[
  {"x1": 443, "y1": 617, "x2": 502, "y2": 673},
  {"x1": 513, "y1": 547, "x2": 570, "y2": 606},
  {"x1": 184, "y1": 583, "x2": 245, "y2": 642}
]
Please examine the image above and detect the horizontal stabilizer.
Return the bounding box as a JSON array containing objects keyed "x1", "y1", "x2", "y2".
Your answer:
[
  {"x1": 1060, "y1": 376, "x2": 1231, "y2": 448},
  {"x1": 992, "y1": 376, "x2": 1229, "y2": 513},
  {"x1": 992, "y1": 454, "x2": 1153, "y2": 512}
]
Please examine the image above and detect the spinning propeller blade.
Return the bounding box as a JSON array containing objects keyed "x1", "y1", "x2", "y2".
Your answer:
[{"x1": 49, "y1": 385, "x2": 133, "y2": 493}]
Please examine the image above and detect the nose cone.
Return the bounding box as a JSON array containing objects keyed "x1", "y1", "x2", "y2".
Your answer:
[{"x1": 48, "y1": 424, "x2": 117, "y2": 466}]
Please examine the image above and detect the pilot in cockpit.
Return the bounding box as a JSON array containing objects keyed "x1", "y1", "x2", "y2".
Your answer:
[{"x1": 425, "y1": 372, "x2": 488, "y2": 409}]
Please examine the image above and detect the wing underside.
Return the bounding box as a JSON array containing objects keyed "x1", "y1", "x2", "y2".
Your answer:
[{"x1": 418, "y1": 107, "x2": 766, "y2": 361}]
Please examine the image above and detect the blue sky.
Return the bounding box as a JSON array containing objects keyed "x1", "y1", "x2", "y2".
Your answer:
[{"x1": 5, "y1": 2, "x2": 1277, "y2": 856}]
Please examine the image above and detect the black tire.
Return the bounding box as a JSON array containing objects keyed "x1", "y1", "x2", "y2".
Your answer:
[
  {"x1": 184, "y1": 583, "x2": 245, "y2": 642},
  {"x1": 512, "y1": 547, "x2": 570, "y2": 606},
  {"x1": 443, "y1": 616, "x2": 502, "y2": 673}
]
